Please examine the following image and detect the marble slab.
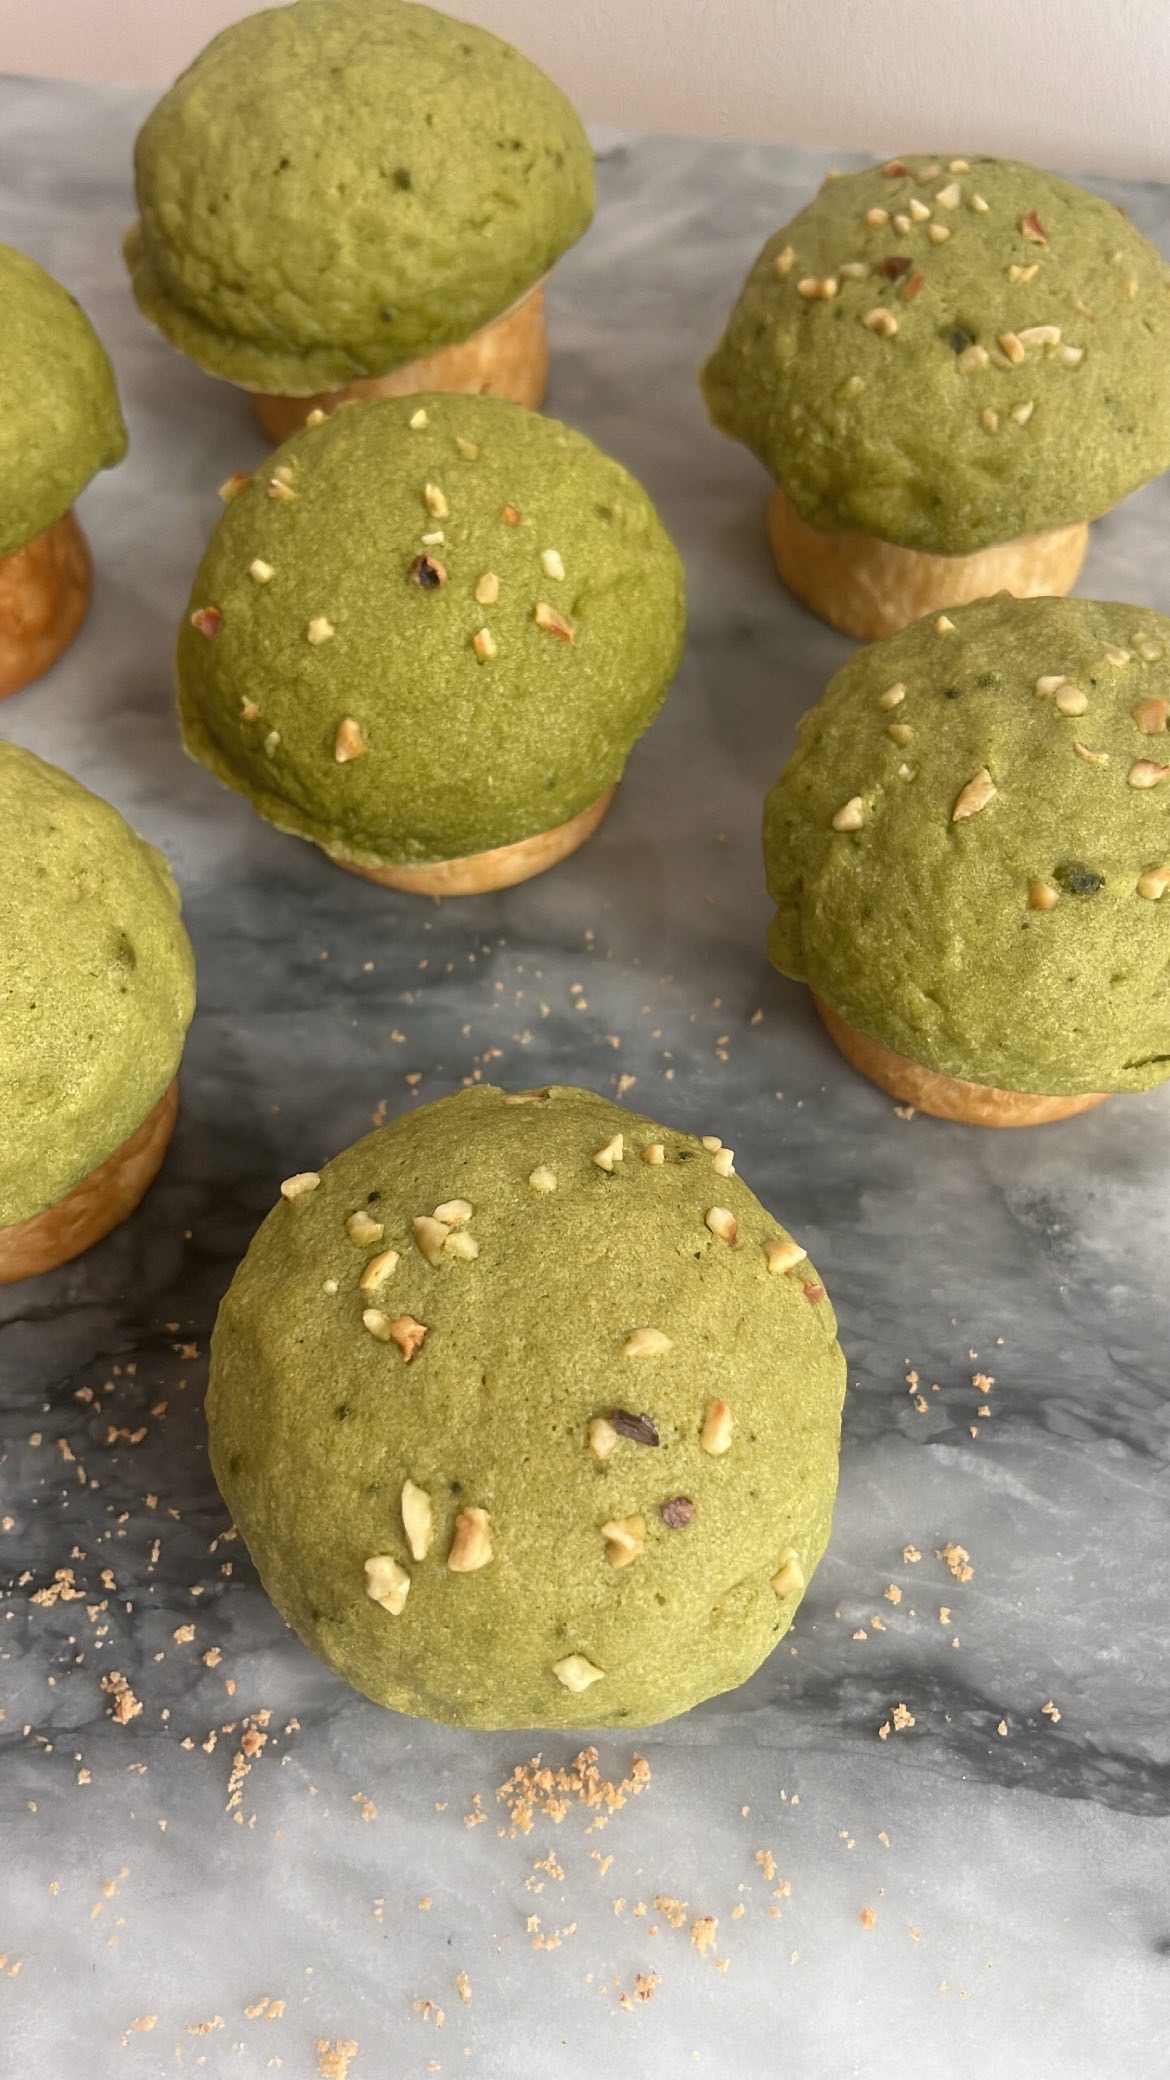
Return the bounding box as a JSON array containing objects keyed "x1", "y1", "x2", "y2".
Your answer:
[{"x1": 1, "y1": 76, "x2": 1168, "y2": 2080}]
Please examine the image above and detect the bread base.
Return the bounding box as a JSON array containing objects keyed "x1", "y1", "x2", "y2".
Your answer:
[
  {"x1": 252, "y1": 284, "x2": 549, "y2": 441},
  {"x1": 0, "y1": 1080, "x2": 180, "y2": 1282},
  {"x1": 0, "y1": 509, "x2": 92, "y2": 699},
  {"x1": 328, "y1": 786, "x2": 616, "y2": 897},
  {"x1": 813, "y1": 998, "x2": 1108, "y2": 1127},
  {"x1": 766, "y1": 486, "x2": 1089, "y2": 641}
]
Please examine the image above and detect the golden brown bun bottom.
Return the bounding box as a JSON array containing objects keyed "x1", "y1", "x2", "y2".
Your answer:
[
  {"x1": 252, "y1": 283, "x2": 549, "y2": 441},
  {"x1": 813, "y1": 997, "x2": 1108, "y2": 1127},
  {"x1": 0, "y1": 1081, "x2": 180, "y2": 1283},
  {"x1": 328, "y1": 786, "x2": 616, "y2": 897},
  {"x1": 0, "y1": 509, "x2": 92, "y2": 698},
  {"x1": 766, "y1": 486, "x2": 1089, "y2": 641}
]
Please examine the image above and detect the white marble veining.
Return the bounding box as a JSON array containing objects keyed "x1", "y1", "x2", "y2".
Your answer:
[{"x1": 2, "y1": 77, "x2": 1169, "y2": 2080}]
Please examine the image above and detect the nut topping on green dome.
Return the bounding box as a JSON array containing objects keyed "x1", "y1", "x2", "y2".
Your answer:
[
  {"x1": 764, "y1": 593, "x2": 1170, "y2": 1094},
  {"x1": 179, "y1": 394, "x2": 684, "y2": 869},
  {"x1": 207, "y1": 1085, "x2": 845, "y2": 1728},
  {"x1": 703, "y1": 156, "x2": 1170, "y2": 553}
]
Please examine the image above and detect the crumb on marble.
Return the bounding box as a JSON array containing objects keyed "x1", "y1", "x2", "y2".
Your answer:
[
  {"x1": 878, "y1": 1701, "x2": 916, "y2": 1740},
  {"x1": 938, "y1": 1542, "x2": 974, "y2": 1584},
  {"x1": 100, "y1": 1671, "x2": 142, "y2": 1725},
  {"x1": 496, "y1": 1748, "x2": 650, "y2": 1836},
  {"x1": 316, "y1": 2040, "x2": 359, "y2": 2079}
]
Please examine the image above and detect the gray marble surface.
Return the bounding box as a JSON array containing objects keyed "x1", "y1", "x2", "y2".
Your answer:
[{"x1": 2, "y1": 75, "x2": 1169, "y2": 2080}]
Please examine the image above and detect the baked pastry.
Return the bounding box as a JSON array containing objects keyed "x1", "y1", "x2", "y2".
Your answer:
[
  {"x1": 702, "y1": 155, "x2": 1170, "y2": 638},
  {"x1": 0, "y1": 745, "x2": 195, "y2": 1280},
  {"x1": 0, "y1": 243, "x2": 126, "y2": 697},
  {"x1": 178, "y1": 393, "x2": 685, "y2": 894},
  {"x1": 764, "y1": 594, "x2": 1170, "y2": 1125},
  {"x1": 207, "y1": 1084, "x2": 846, "y2": 1729},
  {"x1": 125, "y1": 0, "x2": 594, "y2": 437}
]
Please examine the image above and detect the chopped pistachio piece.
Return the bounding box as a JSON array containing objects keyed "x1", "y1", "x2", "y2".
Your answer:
[
  {"x1": 832, "y1": 796, "x2": 866, "y2": 832},
  {"x1": 700, "y1": 1400, "x2": 734, "y2": 1455},
  {"x1": 390, "y1": 1315, "x2": 427, "y2": 1361},
  {"x1": 592, "y1": 1133, "x2": 624, "y2": 1171},
  {"x1": 364, "y1": 1554, "x2": 410, "y2": 1614},
  {"x1": 401, "y1": 1481, "x2": 434, "y2": 1561},
  {"x1": 552, "y1": 1654, "x2": 605, "y2": 1693},
  {"x1": 334, "y1": 717, "x2": 367, "y2": 763},
  {"x1": 280, "y1": 1171, "x2": 320, "y2": 1200},
  {"x1": 447, "y1": 1506, "x2": 493, "y2": 1573},
  {"x1": 952, "y1": 768, "x2": 997, "y2": 820},
  {"x1": 771, "y1": 1551, "x2": 806, "y2": 1599},
  {"x1": 359, "y1": 1248, "x2": 400, "y2": 1292},
  {"x1": 600, "y1": 1515, "x2": 646, "y2": 1568},
  {"x1": 623, "y1": 1328, "x2": 672, "y2": 1358},
  {"x1": 444, "y1": 1229, "x2": 479, "y2": 1260},
  {"x1": 413, "y1": 1215, "x2": 449, "y2": 1266},
  {"x1": 534, "y1": 600, "x2": 575, "y2": 643},
  {"x1": 765, "y1": 1236, "x2": 807, "y2": 1274},
  {"x1": 588, "y1": 1416, "x2": 619, "y2": 1461}
]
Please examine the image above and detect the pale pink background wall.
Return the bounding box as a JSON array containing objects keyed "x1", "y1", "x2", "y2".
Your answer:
[{"x1": 4, "y1": 0, "x2": 1170, "y2": 178}]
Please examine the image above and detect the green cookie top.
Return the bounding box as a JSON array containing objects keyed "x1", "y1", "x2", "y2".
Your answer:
[
  {"x1": 702, "y1": 155, "x2": 1170, "y2": 554},
  {"x1": 178, "y1": 394, "x2": 686, "y2": 867},
  {"x1": 125, "y1": 0, "x2": 594, "y2": 393},
  {"x1": 0, "y1": 243, "x2": 126, "y2": 560},
  {"x1": 207, "y1": 1084, "x2": 846, "y2": 1730},
  {"x1": 764, "y1": 594, "x2": 1170, "y2": 1095},
  {"x1": 0, "y1": 744, "x2": 196, "y2": 1229}
]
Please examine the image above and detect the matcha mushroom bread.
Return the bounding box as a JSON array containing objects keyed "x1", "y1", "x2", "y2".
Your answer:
[
  {"x1": 125, "y1": 0, "x2": 594, "y2": 437},
  {"x1": 0, "y1": 242, "x2": 126, "y2": 696},
  {"x1": 0, "y1": 745, "x2": 195, "y2": 1281},
  {"x1": 703, "y1": 155, "x2": 1170, "y2": 638},
  {"x1": 208, "y1": 1086, "x2": 845, "y2": 1729},
  {"x1": 178, "y1": 394, "x2": 685, "y2": 894},
  {"x1": 764, "y1": 594, "x2": 1170, "y2": 1126}
]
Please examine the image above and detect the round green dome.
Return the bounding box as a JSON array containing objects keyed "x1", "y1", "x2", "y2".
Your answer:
[
  {"x1": 207, "y1": 1084, "x2": 846, "y2": 1730},
  {"x1": 764, "y1": 594, "x2": 1170, "y2": 1094},
  {"x1": 703, "y1": 155, "x2": 1170, "y2": 555},
  {"x1": 125, "y1": 0, "x2": 595, "y2": 393},
  {"x1": 178, "y1": 393, "x2": 685, "y2": 867},
  {"x1": 0, "y1": 243, "x2": 126, "y2": 561},
  {"x1": 0, "y1": 744, "x2": 196, "y2": 1229}
]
